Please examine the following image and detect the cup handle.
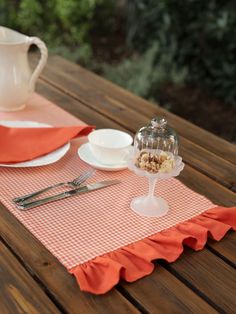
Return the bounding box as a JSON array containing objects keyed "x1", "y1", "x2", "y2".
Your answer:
[{"x1": 28, "y1": 37, "x2": 48, "y2": 92}]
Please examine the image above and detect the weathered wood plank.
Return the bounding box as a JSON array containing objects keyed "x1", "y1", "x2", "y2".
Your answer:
[
  {"x1": 0, "y1": 241, "x2": 60, "y2": 314},
  {"x1": 207, "y1": 231, "x2": 236, "y2": 266},
  {"x1": 120, "y1": 266, "x2": 217, "y2": 314},
  {"x1": 163, "y1": 248, "x2": 236, "y2": 313},
  {"x1": 179, "y1": 137, "x2": 236, "y2": 190},
  {"x1": 36, "y1": 80, "x2": 128, "y2": 133},
  {"x1": 179, "y1": 164, "x2": 236, "y2": 207},
  {"x1": 32, "y1": 54, "x2": 236, "y2": 165},
  {"x1": 36, "y1": 79, "x2": 236, "y2": 190}
]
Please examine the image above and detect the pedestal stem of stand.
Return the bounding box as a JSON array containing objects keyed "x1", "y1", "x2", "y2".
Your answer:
[{"x1": 148, "y1": 178, "x2": 157, "y2": 198}]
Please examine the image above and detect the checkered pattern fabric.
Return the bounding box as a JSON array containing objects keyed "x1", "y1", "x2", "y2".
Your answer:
[{"x1": 0, "y1": 94, "x2": 214, "y2": 269}]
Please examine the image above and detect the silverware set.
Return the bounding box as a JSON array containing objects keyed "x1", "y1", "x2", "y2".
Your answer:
[
  {"x1": 13, "y1": 169, "x2": 95, "y2": 203},
  {"x1": 13, "y1": 169, "x2": 121, "y2": 210}
]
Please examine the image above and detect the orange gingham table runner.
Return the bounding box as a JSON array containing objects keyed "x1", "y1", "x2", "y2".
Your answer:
[{"x1": 0, "y1": 93, "x2": 235, "y2": 294}]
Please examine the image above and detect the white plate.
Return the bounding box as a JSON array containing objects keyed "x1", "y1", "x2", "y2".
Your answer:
[
  {"x1": 78, "y1": 143, "x2": 128, "y2": 171},
  {"x1": 0, "y1": 120, "x2": 70, "y2": 167}
]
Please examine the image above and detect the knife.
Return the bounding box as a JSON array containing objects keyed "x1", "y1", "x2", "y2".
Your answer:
[{"x1": 16, "y1": 180, "x2": 121, "y2": 211}]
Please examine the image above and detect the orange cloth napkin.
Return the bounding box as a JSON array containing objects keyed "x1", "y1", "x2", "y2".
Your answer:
[{"x1": 0, "y1": 125, "x2": 94, "y2": 163}]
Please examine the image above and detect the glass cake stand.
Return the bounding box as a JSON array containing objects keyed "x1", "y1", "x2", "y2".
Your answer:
[{"x1": 128, "y1": 151, "x2": 184, "y2": 217}]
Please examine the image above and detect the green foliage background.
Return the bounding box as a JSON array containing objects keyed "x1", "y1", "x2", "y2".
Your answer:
[
  {"x1": 122, "y1": 0, "x2": 236, "y2": 105},
  {"x1": 1, "y1": 0, "x2": 235, "y2": 106},
  {"x1": 0, "y1": 0, "x2": 111, "y2": 62}
]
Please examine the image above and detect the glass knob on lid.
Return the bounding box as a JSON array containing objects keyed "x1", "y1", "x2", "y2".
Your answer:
[
  {"x1": 151, "y1": 117, "x2": 167, "y2": 128},
  {"x1": 134, "y1": 117, "x2": 179, "y2": 155}
]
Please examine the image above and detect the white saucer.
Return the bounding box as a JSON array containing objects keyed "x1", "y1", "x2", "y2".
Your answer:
[
  {"x1": 78, "y1": 143, "x2": 128, "y2": 171},
  {"x1": 0, "y1": 120, "x2": 70, "y2": 168}
]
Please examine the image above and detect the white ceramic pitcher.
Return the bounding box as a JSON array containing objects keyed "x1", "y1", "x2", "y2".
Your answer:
[{"x1": 0, "y1": 26, "x2": 48, "y2": 111}]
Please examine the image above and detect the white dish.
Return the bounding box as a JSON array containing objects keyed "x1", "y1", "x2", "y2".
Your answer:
[
  {"x1": 0, "y1": 120, "x2": 70, "y2": 168},
  {"x1": 78, "y1": 143, "x2": 128, "y2": 171}
]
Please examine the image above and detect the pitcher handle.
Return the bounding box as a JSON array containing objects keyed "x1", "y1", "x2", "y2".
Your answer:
[{"x1": 28, "y1": 37, "x2": 48, "y2": 92}]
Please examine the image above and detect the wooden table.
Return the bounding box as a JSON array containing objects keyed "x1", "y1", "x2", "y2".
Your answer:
[{"x1": 1, "y1": 55, "x2": 236, "y2": 314}]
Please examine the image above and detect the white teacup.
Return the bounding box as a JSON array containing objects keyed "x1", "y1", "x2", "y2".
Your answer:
[{"x1": 88, "y1": 129, "x2": 133, "y2": 165}]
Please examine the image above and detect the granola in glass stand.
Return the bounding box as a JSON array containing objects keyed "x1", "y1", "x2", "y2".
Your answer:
[{"x1": 128, "y1": 117, "x2": 184, "y2": 217}]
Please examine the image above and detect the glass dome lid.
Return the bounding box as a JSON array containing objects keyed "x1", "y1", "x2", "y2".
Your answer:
[{"x1": 134, "y1": 117, "x2": 179, "y2": 155}]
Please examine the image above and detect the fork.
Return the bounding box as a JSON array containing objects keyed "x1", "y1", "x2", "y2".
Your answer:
[{"x1": 13, "y1": 169, "x2": 95, "y2": 204}]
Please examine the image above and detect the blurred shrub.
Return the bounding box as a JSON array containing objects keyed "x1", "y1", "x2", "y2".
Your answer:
[
  {"x1": 116, "y1": 0, "x2": 236, "y2": 105},
  {"x1": 0, "y1": 0, "x2": 114, "y2": 64},
  {"x1": 103, "y1": 42, "x2": 187, "y2": 100}
]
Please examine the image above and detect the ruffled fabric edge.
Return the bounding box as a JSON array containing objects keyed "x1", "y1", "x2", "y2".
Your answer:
[{"x1": 69, "y1": 206, "x2": 236, "y2": 294}]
